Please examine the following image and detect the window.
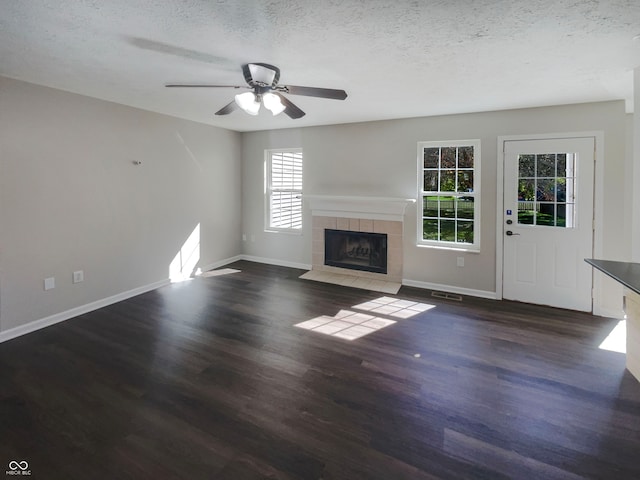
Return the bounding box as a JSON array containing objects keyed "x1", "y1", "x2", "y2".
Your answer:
[
  {"x1": 417, "y1": 140, "x2": 480, "y2": 250},
  {"x1": 266, "y1": 149, "x2": 303, "y2": 231},
  {"x1": 517, "y1": 153, "x2": 575, "y2": 227}
]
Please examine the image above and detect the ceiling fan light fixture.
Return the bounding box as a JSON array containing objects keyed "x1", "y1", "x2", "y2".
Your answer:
[
  {"x1": 234, "y1": 91, "x2": 260, "y2": 115},
  {"x1": 263, "y1": 92, "x2": 286, "y2": 116}
]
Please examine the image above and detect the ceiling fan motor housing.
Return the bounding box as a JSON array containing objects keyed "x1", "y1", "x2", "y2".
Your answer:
[{"x1": 244, "y1": 63, "x2": 280, "y2": 87}]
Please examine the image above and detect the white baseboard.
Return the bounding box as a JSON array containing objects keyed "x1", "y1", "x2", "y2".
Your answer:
[
  {"x1": 1, "y1": 261, "x2": 500, "y2": 344},
  {"x1": 233, "y1": 257, "x2": 496, "y2": 299},
  {"x1": 402, "y1": 278, "x2": 498, "y2": 300},
  {"x1": 593, "y1": 306, "x2": 625, "y2": 319},
  {"x1": 239, "y1": 255, "x2": 312, "y2": 271},
  {"x1": 201, "y1": 255, "x2": 311, "y2": 272},
  {"x1": 0, "y1": 279, "x2": 170, "y2": 344},
  {"x1": 199, "y1": 255, "x2": 244, "y2": 273},
  {"x1": 0, "y1": 254, "x2": 308, "y2": 344}
]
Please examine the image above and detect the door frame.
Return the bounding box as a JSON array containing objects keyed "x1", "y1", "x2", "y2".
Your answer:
[{"x1": 496, "y1": 131, "x2": 605, "y2": 314}]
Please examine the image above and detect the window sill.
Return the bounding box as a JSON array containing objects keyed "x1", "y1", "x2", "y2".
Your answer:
[
  {"x1": 416, "y1": 243, "x2": 480, "y2": 253},
  {"x1": 264, "y1": 229, "x2": 303, "y2": 236}
]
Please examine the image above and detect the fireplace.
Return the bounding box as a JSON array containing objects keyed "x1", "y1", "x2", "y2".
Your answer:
[
  {"x1": 324, "y1": 229, "x2": 387, "y2": 274},
  {"x1": 307, "y1": 196, "x2": 414, "y2": 283}
]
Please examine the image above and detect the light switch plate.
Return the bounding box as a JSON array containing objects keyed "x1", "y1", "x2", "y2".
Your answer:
[
  {"x1": 44, "y1": 277, "x2": 55, "y2": 290},
  {"x1": 73, "y1": 270, "x2": 84, "y2": 284}
]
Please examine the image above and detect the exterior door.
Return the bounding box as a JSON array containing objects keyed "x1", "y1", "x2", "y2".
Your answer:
[{"x1": 502, "y1": 137, "x2": 594, "y2": 311}]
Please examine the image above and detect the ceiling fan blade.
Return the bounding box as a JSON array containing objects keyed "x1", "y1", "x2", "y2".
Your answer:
[
  {"x1": 214, "y1": 101, "x2": 239, "y2": 116},
  {"x1": 165, "y1": 84, "x2": 247, "y2": 89},
  {"x1": 281, "y1": 85, "x2": 347, "y2": 100},
  {"x1": 274, "y1": 93, "x2": 305, "y2": 119}
]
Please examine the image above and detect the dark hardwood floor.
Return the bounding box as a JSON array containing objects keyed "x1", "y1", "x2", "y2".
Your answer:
[{"x1": 1, "y1": 260, "x2": 640, "y2": 479}]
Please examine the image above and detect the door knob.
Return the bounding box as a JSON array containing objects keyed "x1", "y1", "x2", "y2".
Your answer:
[{"x1": 506, "y1": 230, "x2": 520, "y2": 236}]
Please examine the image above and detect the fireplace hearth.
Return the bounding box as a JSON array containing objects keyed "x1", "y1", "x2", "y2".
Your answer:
[{"x1": 324, "y1": 229, "x2": 387, "y2": 274}]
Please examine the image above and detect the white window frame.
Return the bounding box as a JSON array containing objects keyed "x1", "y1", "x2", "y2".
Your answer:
[
  {"x1": 417, "y1": 139, "x2": 481, "y2": 252},
  {"x1": 265, "y1": 148, "x2": 303, "y2": 233}
]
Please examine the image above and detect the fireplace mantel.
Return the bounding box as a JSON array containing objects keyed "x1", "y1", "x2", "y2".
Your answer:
[{"x1": 305, "y1": 195, "x2": 416, "y2": 221}]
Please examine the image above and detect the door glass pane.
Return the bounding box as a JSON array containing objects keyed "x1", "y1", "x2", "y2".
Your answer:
[
  {"x1": 556, "y1": 203, "x2": 567, "y2": 227},
  {"x1": 519, "y1": 155, "x2": 535, "y2": 177},
  {"x1": 557, "y1": 154, "x2": 566, "y2": 175},
  {"x1": 518, "y1": 209, "x2": 535, "y2": 225},
  {"x1": 518, "y1": 179, "x2": 535, "y2": 201},
  {"x1": 517, "y1": 153, "x2": 576, "y2": 228},
  {"x1": 537, "y1": 179, "x2": 556, "y2": 202},
  {"x1": 537, "y1": 154, "x2": 555, "y2": 177},
  {"x1": 536, "y1": 203, "x2": 555, "y2": 226},
  {"x1": 556, "y1": 178, "x2": 566, "y2": 202}
]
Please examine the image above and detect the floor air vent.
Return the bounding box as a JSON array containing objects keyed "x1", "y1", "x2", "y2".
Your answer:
[{"x1": 431, "y1": 291, "x2": 463, "y2": 302}]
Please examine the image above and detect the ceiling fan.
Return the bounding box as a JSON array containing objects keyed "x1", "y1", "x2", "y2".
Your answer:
[{"x1": 166, "y1": 63, "x2": 347, "y2": 119}]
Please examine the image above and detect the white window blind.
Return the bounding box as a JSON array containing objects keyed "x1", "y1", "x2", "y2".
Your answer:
[{"x1": 267, "y1": 149, "x2": 303, "y2": 231}]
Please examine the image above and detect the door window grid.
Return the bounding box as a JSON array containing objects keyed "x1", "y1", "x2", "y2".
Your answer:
[
  {"x1": 419, "y1": 142, "x2": 479, "y2": 248},
  {"x1": 517, "y1": 153, "x2": 575, "y2": 228}
]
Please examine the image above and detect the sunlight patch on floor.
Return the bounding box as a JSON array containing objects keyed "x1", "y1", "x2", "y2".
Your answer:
[
  {"x1": 352, "y1": 296, "x2": 436, "y2": 319},
  {"x1": 295, "y1": 310, "x2": 396, "y2": 340},
  {"x1": 295, "y1": 296, "x2": 436, "y2": 341},
  {"x1": 598, "y1": 319, "x2": 626, "y2": 354}
]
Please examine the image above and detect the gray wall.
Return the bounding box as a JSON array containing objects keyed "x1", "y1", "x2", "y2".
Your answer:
[
  {"x1": 0, "y1": 77, "x2": 242, "y2": 332},
  {"x1": 241, "y1": 101, "x2": 628, "y2": 298},
  {"x1": 0, "y1": 75, "x2": 629, "y2": 334}
]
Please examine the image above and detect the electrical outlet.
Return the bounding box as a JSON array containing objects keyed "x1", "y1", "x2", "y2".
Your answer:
[
  {"x1": 73, "y1": 270, "x2": 84, "y2": 284},
  {"x1": 456, "y1": 257, "x2": 464, "y2": 267},
  {"x1": 44, "y1": 277, "x2": 55, "y2": 291},
  {"x1": 242, "y1": 233, "x2": 247, "y2": 241}
]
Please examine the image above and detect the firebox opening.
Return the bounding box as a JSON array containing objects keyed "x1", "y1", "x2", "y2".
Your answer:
[{"x1": 324, "y1": 229, "x2": 388, "y2": 274}]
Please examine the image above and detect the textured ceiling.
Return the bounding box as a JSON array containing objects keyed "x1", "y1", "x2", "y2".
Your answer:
[{"x1": 1, "y1": 0, "x2": 640, "y2": 132}]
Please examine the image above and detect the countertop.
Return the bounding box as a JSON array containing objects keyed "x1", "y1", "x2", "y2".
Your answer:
[{"x1": 585, "y1": 259, "x2": 640, "y2": 296}]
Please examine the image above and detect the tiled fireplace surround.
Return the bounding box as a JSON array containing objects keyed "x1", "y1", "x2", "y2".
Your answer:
[
  {"x1": 312, "y1": 216, "x2": 403, "y2": 282},
  {"x1": 307, "y1": 196, "x2": 414, "y2": 284}
]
